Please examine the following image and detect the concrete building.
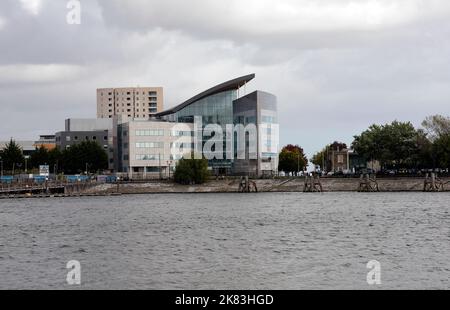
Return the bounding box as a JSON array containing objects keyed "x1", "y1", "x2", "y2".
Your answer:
[
  {"x1": 55, "y1": 118, "x2": 118, "y2": 172},
  {"x1": 34, "y1": 135, "x2": 56, "y2": 150},
  {"x1": 118, "y1": 120, "x2": 194, "y2": 178},
  {"x1": 324, "y1": 147, "x2": 382, "y2": 174},
  {"x1": 55, "y1": 74, "x2": 278, "y2": 177},
  {"x1": 329, "y1": 148, "x2": 350, "y2": 173},
  {"x1": 97, "y1": 87, "x2": 164, "y2": 119}
]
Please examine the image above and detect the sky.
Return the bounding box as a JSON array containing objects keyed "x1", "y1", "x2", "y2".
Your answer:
[{"x1": 1, "y1": 0, "x2": 450, "y2": 157}]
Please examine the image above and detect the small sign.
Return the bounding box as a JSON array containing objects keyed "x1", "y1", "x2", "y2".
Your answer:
[{"x1": 39, "y1": 165, "x2": 50, "y2": 177}]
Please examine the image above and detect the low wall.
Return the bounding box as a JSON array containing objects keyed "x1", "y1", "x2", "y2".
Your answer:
[{"x1": 80, "y1": 177, "x2": 450, "y2": 195}]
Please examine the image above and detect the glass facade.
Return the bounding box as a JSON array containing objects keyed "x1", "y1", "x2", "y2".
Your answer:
[
  {"x1": 162, "y1": 90, "x2": 237, "y2": 170},
  {"x1": 155, "y1": 75, "x2": 278, "y2": 176},
  {"x1": 168, "y1": 90, "x2": 236, "y2": 126}
]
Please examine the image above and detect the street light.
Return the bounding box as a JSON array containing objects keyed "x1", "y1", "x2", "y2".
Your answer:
[
  {"x1": 167, "y1": 160, "x2": 173, "y2": 179},
  {"x1": 25, "y1": 157, "x2": 28, "y2": 174}
]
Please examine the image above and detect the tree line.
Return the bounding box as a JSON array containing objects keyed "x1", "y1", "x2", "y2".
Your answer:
[
  {"x1": 309, "y1": 115, "x2": 450, "y2": 172},
  {"x1": 0, "y1": 140, "x2": 108, "y2": 175},
  {"x1": 279, "y1": 115, "x2": 450, "y2": 175}
]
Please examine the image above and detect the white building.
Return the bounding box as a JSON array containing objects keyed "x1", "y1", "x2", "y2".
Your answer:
[{"x1": 118, "y1": 120, "x2": 194, "y2": 178}]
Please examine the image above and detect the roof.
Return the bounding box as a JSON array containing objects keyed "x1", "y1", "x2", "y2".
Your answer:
[
  {"x1": 0, "y1": 141, "x2": 36, "y2": 151},
  {"x1": 156, "y1": 74, "x2": 255, "y2": 117}
]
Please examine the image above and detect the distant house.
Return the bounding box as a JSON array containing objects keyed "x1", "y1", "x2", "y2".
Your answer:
[
  {"x1": 324, "y1": 142, "x2": 349, "y2": 173},
  {"x1": 324, "y1": 142, "x2": 381, "y2": 174}
]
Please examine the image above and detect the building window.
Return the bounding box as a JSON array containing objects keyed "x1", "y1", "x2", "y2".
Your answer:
[
  {"x1": 66, "y1": 136, "x2": 71, "y2": 142},
  {"x1": 135, "y1": 130, "x2": 164, "y2": 136},
  {"x1": 171, "y1": 131, "x2": 193, "y2": 137},
  {"x1": 262, "y1": 116, "x2": 276, "y2": 124},
  {"x1": 136, "y1": 154, "x2": 158, "y2": 161},
  {"x1": 136, "y1": 142, "x2": 163, "y2": 148}
]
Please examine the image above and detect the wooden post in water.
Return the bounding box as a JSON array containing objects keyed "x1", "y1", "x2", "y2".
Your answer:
[
  {"x1": 358, "y1": 174, "x2": 379, "y2": 192},
  {"x1": 303, "y1": 173, "x2": 323, "y2": 192},
  {"x1": 424, "y1": 172, "x2": 443, "y2": 192},
  {"x1": 238, "y1": 176, "x2": 258, "y2": 193}
]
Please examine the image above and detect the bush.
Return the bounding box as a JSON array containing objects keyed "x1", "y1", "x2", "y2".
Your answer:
[{"x1": 174, "y1": 157, "x2": 209, "y2": 185}]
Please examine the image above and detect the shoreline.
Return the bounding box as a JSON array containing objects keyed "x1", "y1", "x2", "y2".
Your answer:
[{"x1": 1, "y1": 177, "x2": 449, "y2": 199}]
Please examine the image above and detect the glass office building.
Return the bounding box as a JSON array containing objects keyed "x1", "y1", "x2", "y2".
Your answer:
[{"x1": 156, "y1": 74, "x2": 279, "y2": 176}]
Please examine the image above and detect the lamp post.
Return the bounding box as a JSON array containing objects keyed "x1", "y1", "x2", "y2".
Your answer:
[
  {"x1": 167, "y1": 160, "x2": 173, "y2": 179},
  {"x1": 54, "y1": 160, "x2": 58, "y2": 181}
]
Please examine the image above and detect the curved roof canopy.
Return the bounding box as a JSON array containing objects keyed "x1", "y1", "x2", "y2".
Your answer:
[{"x1": 156, "y1": 74, "x2": 255, "y2": 117}]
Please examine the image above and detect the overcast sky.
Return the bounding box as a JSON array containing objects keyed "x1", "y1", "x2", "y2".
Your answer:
[{"x1": 1, "y1": 0, "x2": 450, "y2": 157}]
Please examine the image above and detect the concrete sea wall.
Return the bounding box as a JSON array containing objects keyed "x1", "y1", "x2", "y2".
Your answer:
[{"x1": 82, "y1": 177, "x2": 450, "y2": 195}]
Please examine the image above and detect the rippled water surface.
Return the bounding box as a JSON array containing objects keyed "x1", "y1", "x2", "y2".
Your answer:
[{"x1": 1, "y1": 192, "x2": 450, "y2": 289}]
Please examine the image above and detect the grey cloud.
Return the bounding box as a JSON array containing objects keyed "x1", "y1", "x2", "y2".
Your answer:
[{"x1": 1, "y1": 0, "x2": 450, "y2": 158}]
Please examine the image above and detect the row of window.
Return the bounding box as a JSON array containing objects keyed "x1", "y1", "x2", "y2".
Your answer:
[
  {"x1": 136, "y1": 142, "x2": 164, "y2": 148},
  {"x1": 133, "y1": 142, "x2": 194, "y2": 149},
  {"x1": 101, "y1": 91, "x2": 158, "y2": 96},
  {"x1": 170, "y1": 143, "x2": 194, "y2": 149},
  {"x1": 135, "y1": 130, "x2": 165, "y2": 136},
  {"x1": 170, "y1": 131, "x2": 194, "y2": 137},
  {"x1": 135, "y1": 154, "x2": 159, "y2": 161},
  {"x1": 135, "y1": 154, "x2": 186, "y2": 161},
  {"x1": 262, "y1": 116, "x2": 277, "y2": 124},
  {"x1": 65, "y1": 135, "x2": 108, "y2": 142}
]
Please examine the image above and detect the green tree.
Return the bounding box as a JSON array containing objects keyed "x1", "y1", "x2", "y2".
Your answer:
[
  {"x1": 61, "y1": 141, "x2": 108, "y2": 174},
  {"x1": 311, "y1": 149, "x2": 325, "y2": 167},
  {"x1": 30, "y1": 146, "x2": 50, "y2": 170},
  {"x1": 174, "y1": 155, "x2": 209, "y2": 185},
  {"x1": 433, "y1": 134, "x2": 450, "y2": 169},
  {"x1": 421, "y1": 115, "x2": 450, "y2": 169},
  {"x1": 48, "y1": 148, "x2": 63, "y2": 173},
  {"x1": 278, "y1": 144, "x2": 308, "y2": 175},
  {"x1": 352, "y1": 121, "x2": 422, "y2": 169},
  {"x1": 0, "y1": 139, "x2": 25, "y2": 173},
  {"x1": 422, "y1": 115, "x2": 450, "y2": 141}
]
